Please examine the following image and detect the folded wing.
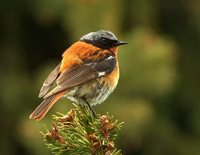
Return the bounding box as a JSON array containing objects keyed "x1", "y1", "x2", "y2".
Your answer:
[
  {"x1": 39, "y1": 64, "x2": 61, "y2": 98},
  {"x1": 43, "y1": 52, "x2": 116, "y2": 99}
]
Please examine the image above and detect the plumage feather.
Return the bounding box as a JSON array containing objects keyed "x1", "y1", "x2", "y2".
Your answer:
[
  {"x1": 30, "y1": 92, "x2": 64, "y2": 121},
  {"x1": 43, "y1": 53, "x2": 116, "y2": 99},
  {"x1": 44, "y1": 65, "x2": 98, "y2": 99},
  {"x1": 39, "y1": 64, "x2": 61, "y2": 98}
]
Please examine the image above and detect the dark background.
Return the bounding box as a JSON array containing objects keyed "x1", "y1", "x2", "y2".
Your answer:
[{"x1": 0, "y1": 0, "x2": 200, "y2": 154}]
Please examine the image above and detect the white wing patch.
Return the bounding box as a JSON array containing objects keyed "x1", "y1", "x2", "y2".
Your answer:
[
  {"x1": 98, "y1": 71, "x2": 106, "y2": 77},
  {"x1": 106, "y1": 56, "x2": 114, "y2": 60}
]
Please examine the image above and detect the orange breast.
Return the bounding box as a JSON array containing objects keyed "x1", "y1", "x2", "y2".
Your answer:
[{"x1": 103, "y1": 62, "x2": 119, "y2": 89}]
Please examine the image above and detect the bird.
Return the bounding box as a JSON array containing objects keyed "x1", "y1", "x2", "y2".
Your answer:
[{"x1": 29, "y1": 30, "x2": 128, "y2": 121}]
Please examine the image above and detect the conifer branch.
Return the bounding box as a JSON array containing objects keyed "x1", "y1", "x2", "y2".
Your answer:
[{"x1": 42, "y1": 103, "x2": 124, "y2": 155}]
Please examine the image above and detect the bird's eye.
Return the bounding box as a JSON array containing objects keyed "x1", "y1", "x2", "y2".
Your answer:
[{"x1": 101, "y1": 37, "x2": 108, "y2": 43}]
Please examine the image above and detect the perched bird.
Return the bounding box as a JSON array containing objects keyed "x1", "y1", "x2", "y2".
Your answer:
[{"x1": 30, "y1": 30, "x2": 127, "y2": 121}]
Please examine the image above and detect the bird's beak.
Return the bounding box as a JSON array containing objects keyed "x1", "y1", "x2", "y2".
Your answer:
[{"x1": 115, "y1": 40, "x2": 128, "y2": 46}]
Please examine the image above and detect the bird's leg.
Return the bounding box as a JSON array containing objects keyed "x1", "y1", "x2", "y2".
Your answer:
[{"x1": 82, "y1": 97, "x2": 97, "y2": 118}]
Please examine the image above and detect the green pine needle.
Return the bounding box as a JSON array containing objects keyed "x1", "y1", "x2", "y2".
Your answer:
[{"x1": 42, "y1": 103, "x2": 124, "y2": 155}]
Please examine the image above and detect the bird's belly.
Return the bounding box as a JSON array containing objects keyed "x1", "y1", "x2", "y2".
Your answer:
[{"x1": 65, "y1": 67, "x2": 119, "y2": 106}]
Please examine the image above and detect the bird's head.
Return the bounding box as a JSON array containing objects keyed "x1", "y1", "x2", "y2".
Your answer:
[{"x1": 80, "y1": 30, "x2": 128, "y2": 49}]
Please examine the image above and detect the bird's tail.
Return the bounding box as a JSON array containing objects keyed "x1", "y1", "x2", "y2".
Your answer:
[{"x1": 29, "y1": 92, "x2": 64, "y2": 121}]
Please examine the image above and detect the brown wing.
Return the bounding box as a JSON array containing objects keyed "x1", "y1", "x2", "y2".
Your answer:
[
  {"x1": 43, "y1": 65, "x2": 98, "y2": 99},
  {"x1": 39, "y1": 63, "x2": 61, "y2": 98},
  {"x1": 43, "y1": 53, "x2": 116, "y2": 99}
]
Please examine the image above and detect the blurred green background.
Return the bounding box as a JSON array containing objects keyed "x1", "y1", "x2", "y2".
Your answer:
[{"x1": 0, "y1": 0, "x2": 200, "y2": 154}]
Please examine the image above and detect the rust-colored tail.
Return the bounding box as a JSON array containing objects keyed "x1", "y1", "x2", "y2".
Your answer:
[{"x1": 29, "y1": 92, "x2": 64, "y2": 121}]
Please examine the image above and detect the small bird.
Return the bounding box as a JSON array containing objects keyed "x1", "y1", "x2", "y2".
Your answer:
[{"x1": 30, "y1": 30, "x2": 127, "y2": 121}]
